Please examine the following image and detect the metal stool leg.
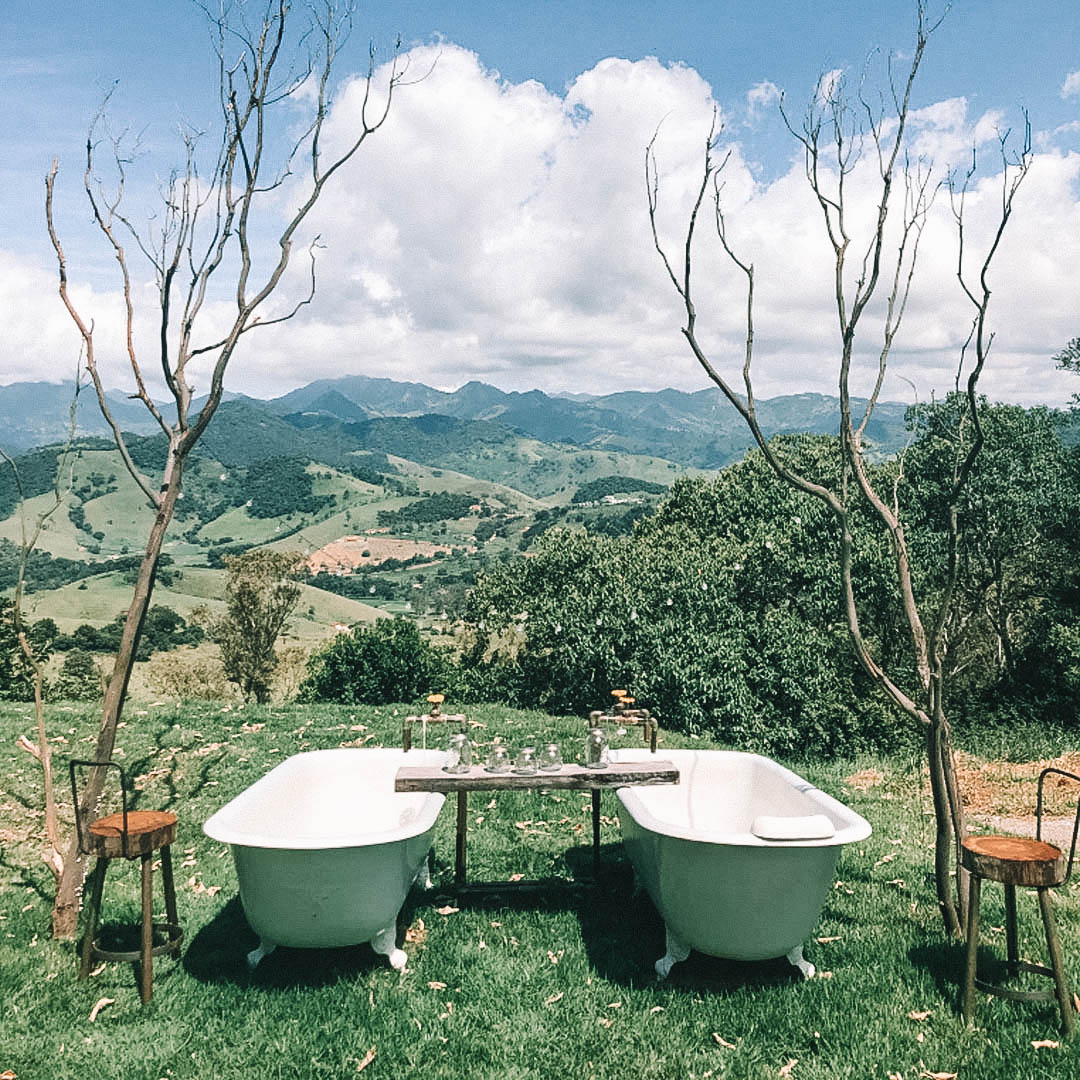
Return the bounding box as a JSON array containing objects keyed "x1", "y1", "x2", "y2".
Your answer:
[
  {"x1": 140, "y1": 852, "x2": 154, "y2": 1004},
  {"x1": 963, "y1": 872, "x2": 982, "y2": 1024},
  {"x1": 1037, "y1": 887, "x2": 1074, "y2": 1037},
  {"x1": 79, "y1": 858, "x2": 107, "y2": 980}
]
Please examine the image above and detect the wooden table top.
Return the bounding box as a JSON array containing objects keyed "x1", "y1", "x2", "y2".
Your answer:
[{"x1": 394, "y1": 760, "x2": 679, "y2": 792}]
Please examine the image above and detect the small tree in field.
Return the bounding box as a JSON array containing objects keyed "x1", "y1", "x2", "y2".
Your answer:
[
  {"x1": 648, "y1": 4, "x2": 1030, "y2": 935},
  {"x1": 203, "y1": 549, "x2": 303, "y2": 703},
  {"x1": 46, "y1": 0, "x2": 406, "y2": 938}
]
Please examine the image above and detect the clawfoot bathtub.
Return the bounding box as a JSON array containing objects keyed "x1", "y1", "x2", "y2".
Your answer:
[
  {"x1": 612, "y1": 748, "x2": 871, "y2": 980},
  {"x1": 204, "y1": 747, "x2": 445, "y2": 971}
]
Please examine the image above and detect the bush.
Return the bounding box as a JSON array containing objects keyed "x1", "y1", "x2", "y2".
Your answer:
[
  {"x1": 298, "y1": 618, "x2": 452, "y2": 705},
  {"x1": 50, "y1": 649, "x2": 102, "y2": 702}
]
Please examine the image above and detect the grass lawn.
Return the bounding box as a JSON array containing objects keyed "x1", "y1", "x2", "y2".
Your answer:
[{"x1": 1, "y1": 701, "x2": 1078, "y2": 1079}]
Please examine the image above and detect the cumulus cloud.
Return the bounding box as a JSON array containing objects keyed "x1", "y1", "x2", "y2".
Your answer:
[
  {"x1": 3, "y1": 43, "x2": 1079, "y2": 409},
  {"x1": 1062, "y1": 70, "x2": 1080, "y2": 98}
]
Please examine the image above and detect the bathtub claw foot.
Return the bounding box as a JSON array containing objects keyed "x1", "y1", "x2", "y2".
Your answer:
[
  {"x1": 414, "y1": 854, "x2": 434, "y2": 892},
  {"x1": 370, "y1": 924, "x2": 407, "y2": 971},
  {"x1": 247, "y1": 938, "x2": 276, "y2": 970},
  {"x1": 786, "y1": 945, "x2": 815, "y2": 980},
  {"x1": 655, "y1": 927, "x2": 692, "y2": 980}
]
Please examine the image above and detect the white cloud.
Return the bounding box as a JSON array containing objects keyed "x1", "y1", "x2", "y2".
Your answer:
[
  {"x1": 746, "y1": 80, "x2": 781, "y2": 117},
  {"x1": 1062, "y1": 70, "x2": 1080, "y2": 98},
  {"x1": 3, "y1": 44, "x2": 1079, "y2": 411}
]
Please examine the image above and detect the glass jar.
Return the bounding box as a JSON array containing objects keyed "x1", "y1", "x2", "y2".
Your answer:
[
  {"x1": 514, "y1": 745, "x2": 538, "y2": 774},
  {"x1": 445, "y1": 731, "x2": 472, "y2": 773},
  {"x1": 584, "y1": 726, "x2": 609, "y2": 769},
  {"x1": 485, "y1": 743, "x2": 511, "y2": 773},
  {"x1": 538, "y1": 742, "x2": 563, "y2": 771}
]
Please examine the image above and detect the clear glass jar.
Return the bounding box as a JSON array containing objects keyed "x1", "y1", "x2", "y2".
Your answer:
[
  {"x1": 485, "y1": 743, "x2": 511, "y2": 773},
  {"x1": 584, "y1": 726, "x2": 609, "y2": 769},
  {"x1": 445, "y1": 731, "x2": 472, "y2": 773},
  {"x1": 538, "y1": 742, "x2": 563, "y2": 771},
  {"x1": 514, "y1": 745, "x2": 538, "y2": 774}
]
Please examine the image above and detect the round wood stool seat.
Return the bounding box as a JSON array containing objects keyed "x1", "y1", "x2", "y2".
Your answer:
[
  {"x1": 88, "y1": 810, "x2": 178, "y2": 858},
  {"x1": 961, "y1": 835, "x2": 1065, "y2": 887}
]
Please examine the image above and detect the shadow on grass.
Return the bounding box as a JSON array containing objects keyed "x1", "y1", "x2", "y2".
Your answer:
[
  {"x1": 569, "y1": 850, "x2": 808, "y2": 994},
  {"x1": 182, "y1": 895, "x2": 393, "y2": 989}
]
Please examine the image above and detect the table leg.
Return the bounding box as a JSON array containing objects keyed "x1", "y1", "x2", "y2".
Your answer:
[
  {"x1": 456, "y1": 790, "x2": 468, "y2": 887},
  {"x1": 592, "y1": 790, "x2": 601, "y2": 874}
]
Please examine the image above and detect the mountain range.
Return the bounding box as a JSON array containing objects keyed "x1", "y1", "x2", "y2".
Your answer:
[{"x1": 0, "y1": 376, "x2": 911, "y2": 468}]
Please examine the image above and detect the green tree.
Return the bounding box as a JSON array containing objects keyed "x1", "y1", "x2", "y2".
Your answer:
[
  {"x1": 205, "y1": 551, "x2": 303, "y2": 704},
  {"x1": 299, "y1": 618, "x2": 449, "y2": 705},
  {"x1": 51, "y1": 649, "x2": 102, "y2": 703},
  {"x1": 0, "y1": 599, "x2": 57, "y2": 702}
]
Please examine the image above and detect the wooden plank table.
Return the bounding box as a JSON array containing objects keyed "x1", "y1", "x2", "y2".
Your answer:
[{"x1": 395, "y1": 761, "x2": 679, "y2": 891}]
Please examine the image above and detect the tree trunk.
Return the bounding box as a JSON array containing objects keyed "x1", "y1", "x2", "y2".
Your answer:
[
  {"x1": 926, "y1": 710, "x2": 964, "y2": 938},
  {"x1": 52, "y1": 458, "x2": 185, "y2": 938}
]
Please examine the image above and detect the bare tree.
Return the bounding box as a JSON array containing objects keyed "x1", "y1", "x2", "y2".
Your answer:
[
  {"x1": 1, "y1": 387, "x2": 81, "y2": 892},
  {"x1": 647, "y1": 4, "x2": 1031, "y2": 936},
  {"x1": 45, "y1": 0, "x2": 406, "y2": 938}
]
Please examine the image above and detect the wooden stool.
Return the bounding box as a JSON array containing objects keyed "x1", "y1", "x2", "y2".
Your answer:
[
  {"x1": 961, "y1": 767, "x2": 1080, "y2": 1036},
  {"x1": 70, "y1": 760, "x2": 183, "y2": 1004}
]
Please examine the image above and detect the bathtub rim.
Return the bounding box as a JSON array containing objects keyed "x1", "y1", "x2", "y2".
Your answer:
[
  {"x1": 611, "y1": 747, "x2": 871, "y2": 848},
  {"x1": 203, "y1": 746, "x2": 446, "y2": 850}
]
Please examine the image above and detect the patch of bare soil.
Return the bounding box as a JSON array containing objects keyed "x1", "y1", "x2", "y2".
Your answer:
[
  {"x1": 951, "y1": 751, "x2": 1080, "y2": 818},
  {"x1": 307, "y1": 535, "x2": 456, "y2": 573}
]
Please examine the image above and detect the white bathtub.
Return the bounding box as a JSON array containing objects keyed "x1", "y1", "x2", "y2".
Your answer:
[
  {"x1": 612, "y1": 748, "x2": 871, "y2": 979},
  {"x1": 203, "y1": 747, "x2": 445, "y2": 970}
]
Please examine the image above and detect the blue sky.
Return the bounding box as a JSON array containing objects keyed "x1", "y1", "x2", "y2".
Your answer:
[{"x1": 2, "y1": 1, "x2": 1078, "y2": 404}]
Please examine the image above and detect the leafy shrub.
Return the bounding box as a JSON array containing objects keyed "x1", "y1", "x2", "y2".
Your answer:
[
  {"x1": 50, "y1": 649, "x2": 102, "y2": 702},
  {"x1": 298, "y1": 618, "x2": 451, "y2": 705},
  {"x1": 144, "y1": 648, "x2": 235, "y2": 701}
]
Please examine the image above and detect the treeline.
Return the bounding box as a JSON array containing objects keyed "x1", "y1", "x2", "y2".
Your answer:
[
  {"x1": 377, "y1": 491, "x2": 482, "y2": 527},
  {"x1": 300, "y1": 398, "x2": 1080, "y2": 760},
  {"x1": 571, "y1": 475, "x2": 667, "y2": 503},
  {"x1": 0, "y1": 539, "x2": 146, "y2": 593}
]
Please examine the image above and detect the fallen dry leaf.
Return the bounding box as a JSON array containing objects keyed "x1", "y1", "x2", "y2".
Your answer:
[
  {"x1": 1074, "y1": 991, "x2": 1080, "y2": 1013},
  {"x1": 1, "y1": 1070, "x2": 17, "y2": 1079},
  {"x1": 427, "y1": 981, "x2": 447, "y2": 990},
  {"x1": 712, "y1": 1033, "x2": 737, "y2": 1049},
  {"x1": 1032, "y1": 1040, "x2": 1060, "y2": 1049},
  {"x1": 907, "y1": 1010, "x2": 932, "y2": 1022},
  {"x1": 874, "y1": 853, "x2": 896, "y2": 866},
  {"x1": 919, "y1": 1072, "x2": 957, "y2": 1079},
  {"x1": 89, "y1": 963, "x2": 106, "y2": 977},
  {"x1": 607, "y1": 1001, "x2": 622, "y2": 1009},
  {"x1": 508, "y1": 873, "x2": 525, "y2": 882},
  {"x1": 816, "y1": 971, "x2": 833, "y2": 979},
  {"x1": 597, "y1": 1017, "x2": 613, "y2": 1028},
  {"x1": 544, "y1": 992, "x2": 564, "y2": 1006},
  {"x1": 816, "y1": 936, "x2": 841, "y2": 944},
  {"x1": 650, "y1": 1006, "x2": 664, "y2": 1015},
  {"x1": 779, "y1": 1059, "x2": 797, "y2": 1078},
  {"x1": 88, "y1": 997, "x2": 115, "y2": 1022},
  {"x1": 547, "y1": 950, "x2": 563, "y2": 965},
  {"x1": 435, "y1": 905, "x2": 459, "y2": 916},
  {"x1": 405, "y1": 918, "x2": 427, "y2": 945},
  {"x1": 888, "y1": 1073, "x2": 903, "y2": 1080},
  {"x1": 356, "y1": 1046, "x2": 376, "y2": 1072}
]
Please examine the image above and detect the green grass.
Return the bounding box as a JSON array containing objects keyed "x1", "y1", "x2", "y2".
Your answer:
[{"x1": 2, "y1": 701, "x2": 1078, "y2": 1078}]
